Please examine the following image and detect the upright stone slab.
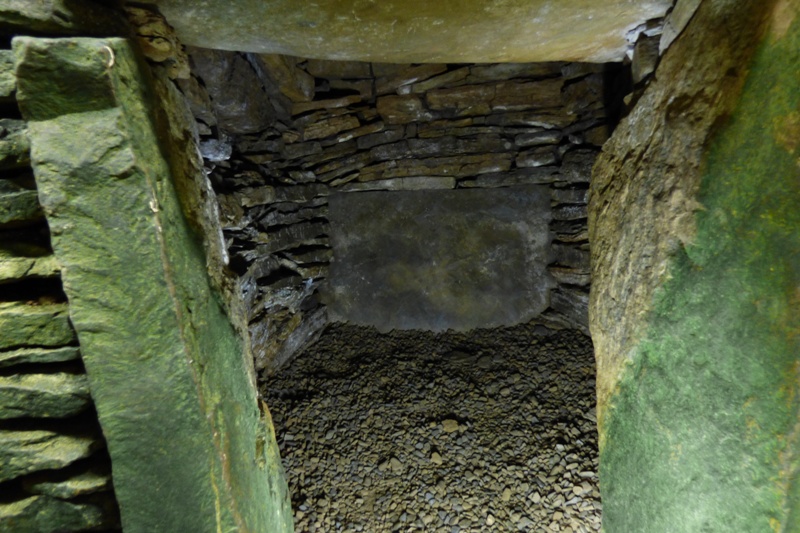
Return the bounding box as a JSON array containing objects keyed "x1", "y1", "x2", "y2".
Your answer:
[
  {"x1": 15, "y1": 37, "x2": 292, "y2": 533},
  {"x1": 326, "y1": 186, "x2": 554, "y2": 332},
  {"x1": 590, "y1": 1, "x2": 800, "y2": 531}
]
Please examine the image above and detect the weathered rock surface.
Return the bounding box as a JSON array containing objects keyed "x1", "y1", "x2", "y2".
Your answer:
[
  {"x1": 18, "y1": 36, "x2": 292, "y2": 533},
  {"x1": 0, "y1": 494, "x2": 118, "y2": 533},
  {"x1": 0, "y1": 430, "x2": 101, "y2": 482},
  {"x1": 326, "y1": 186, "x2": 554, "y2": 332},
  {"x1": 549, "y1": 287, "x2": 589, "y2": 334},
  {"x1": 146, "y1": 0, "x2": 671, "y2": 63},
  {"x1": 0, "y1": 302, "x2": 75, "y2": 350},
  {"x1": 186, "y1": 47, "x2": 277, "y2": 134},
  {"x1": 0, "y1": 373, "x2": 91, "y2": 419},
  {"x1": 0, "y1": 249, "x2": 58, "y2": 282},
  {"x1": 0, "y1": 179, "x2": 41, "y2": 226},
  {"x1": 23, "y1": 464, "x2": 113, "y2": 499},
  {"x1": 0, "y1": 50, "x2": 15, "y2": 100},
  {"x1": 590, "y1": 1, "x2": 800, "y2": 531},
  {"x1": 0, "y1": 346, "x2": 80, "y2": 368},
  {"x1": 0, "y1": 119, "x2": 30, "y2": 170},
  {"x1": 254, "y1": 54, "x2": 315, "y2": 103},
  {"x1": 377, "y1": 95, "x2": 433, "y2": 124}
]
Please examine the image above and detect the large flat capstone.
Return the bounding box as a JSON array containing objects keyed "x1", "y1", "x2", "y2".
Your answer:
[
  {"x1": 326, "y1": 186, "x2": 554, "y2": 332},
  {"x1": 144, "y1": 0, "x2": 672, "y2": 63}
]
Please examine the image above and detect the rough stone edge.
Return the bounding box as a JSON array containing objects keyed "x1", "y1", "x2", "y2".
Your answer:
[
  {"x1": 589, "y1": 0, "x2": 767, "y2": 430},
  {"x1": 16, "y1": 36, "x2": 292, "y2": 533}
]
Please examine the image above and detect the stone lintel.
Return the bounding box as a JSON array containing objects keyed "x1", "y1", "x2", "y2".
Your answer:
[{"x1": 144, "y1": 0, "x2": 672, "y2": 63}]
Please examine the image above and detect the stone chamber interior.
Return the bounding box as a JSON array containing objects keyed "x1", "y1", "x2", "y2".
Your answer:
[
  {"x1": 180, "y1": 43, "x2": 638, "y2": 532},
  {"x1": 2, "y1": 2, "x2": 798, "y2": 532}
]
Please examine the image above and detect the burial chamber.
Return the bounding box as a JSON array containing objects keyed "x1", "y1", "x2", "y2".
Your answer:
[{"x1": 0, "y1": 1, "x2": 798, "y2": 532}]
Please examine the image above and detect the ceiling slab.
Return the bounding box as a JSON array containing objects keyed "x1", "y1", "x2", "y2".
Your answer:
[{"x1": 145, "y1": 0, "x2": 672, "y2": 63}]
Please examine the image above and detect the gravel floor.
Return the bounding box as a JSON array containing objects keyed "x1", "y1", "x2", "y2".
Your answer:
[{"x1": 260, "y1": 322, "x2": 601, "y2": 532}]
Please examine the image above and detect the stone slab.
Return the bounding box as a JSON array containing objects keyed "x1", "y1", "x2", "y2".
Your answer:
[
  {"x1": 17, "y1": 36, "x2": 292, "y2": 533},
  {"x1": 0, "y1": 429, "x2": 100, "y2": 482},
  {"x1": 0, "y1": 50, "x2": 15, "y2": 100},
  {"x1": 326, "y1": 186, "x2": 554, "y2": 332},
  {"x1": 0, "y1": 495, "x2": 117, "y2": 533},
  {"x1": 0, "y1": 346, "x2": 80, "y2": 368},
  {"x1": 0, "y1": 373, "x2": 91, "y2": 419},
  {"x1": 0, "y1": 252, "x2": 59, "y2": 282},
  {"x1": 0, "y1": 181, "x2": 42, "y2": 226},
  {"x1": 145, "y1": 0, "x2": 671, "y2": 63},
  {"x1": 591, "y1": 2, "x2": 800, "y2": 531},
  {"x1": 0, "y1": 119, "x2": 30, "y2": 170},
  {"x1": 0, "y1": 301, "x2": 75, "y2": 350},
  {"x1": 23, "y1": 465, "x2": 112, "y2": 499}
]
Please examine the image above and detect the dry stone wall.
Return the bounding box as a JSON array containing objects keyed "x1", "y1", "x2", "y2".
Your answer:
[
  {"x1": 0, "y1": 38, "x2": 120, "y2": 531},
  {"x1": 183, "y1": 52, "x2": 614, "y2": 372}
]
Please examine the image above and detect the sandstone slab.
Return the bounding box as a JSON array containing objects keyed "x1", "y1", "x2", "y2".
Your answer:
[
  {"x1": 24, "y1": 465, "x2": 112, "y2": 499},
  {"x1": 255, "y1": 54, "x2": 315, "y2": 103},
  {"x1": 0, "y1": 346, "x2": 80, "y2": 368},
  {"x1": 377, "y1": 95, "x2": 433, "y2": 124},
  {"x1": 0, "y1": 495, "x2": 118, "y2": 533},
  {"x1": 0, "y1": 50, "x2": 15, "y2": 100},
  {"x1": 17, "y1": 36, "x2": 292, "y2": 533},
  {"x1": 0, "y1": 373, "x2": 91, "y2": 419},
  {"x1": 590, "y1": 2, "x2": 800, "y2": 531},
  {"x1": 0, "y1": 301, "x2": 75, "y2": 350},
  {"x1": 0, "y1": 429, "x2": 100, "y2": 482},
  {"x1": 0, "y1": 249, "x2": 59, "y2": 282},
  {"x1": 0, "y1": 180, "x2": 42, "y2": 226},
  {"x1": 145, "y1": 0, "x2": 671, "y2": 63},
  {"x1": 0, "y1": 119, "x2": 30, "y2": 170},
  {"x1": 326, "y1": 186, "x2": 554, "y2": 332}
]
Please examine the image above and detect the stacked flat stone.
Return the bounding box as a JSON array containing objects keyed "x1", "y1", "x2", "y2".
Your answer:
[
  {"x1": 183, "y1": 53, "x2": 603, "y2": 371},
  {"x1": 262, "y1": 322, "x2": 601, "y2": 532},
  {"x1": 0, "y1": 43, "x2": 121, "y2": 532}
]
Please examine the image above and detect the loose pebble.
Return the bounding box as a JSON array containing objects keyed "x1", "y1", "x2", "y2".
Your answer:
[{"x1": 261, "y1": 323, "x2": 602, "y2": 532}]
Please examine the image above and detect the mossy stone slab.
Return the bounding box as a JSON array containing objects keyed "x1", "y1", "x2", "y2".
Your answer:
[
  {"x1": 23, "y1": 466, "x2": 112, "y2": 499},
  {"x1": 0, "y1": 495, "x2": 117, "y2": 533},
  {"x1": 0, "y1": 301, "x2": 75, "y2": 350},
  {"x1": 0, "y1": 429, "x2": 100, "y2": 483},
  {"x1": 0, "y1": 346, "x2": 79, "y2": 368},
  {"x1": 18, "y1": 37, "x2": 292, "y2": 533},
  {"x1": 0, "y1": 50, "x2": 15, "y2": 100},
  {"x1": 0, "y1": 119, "x2": 30, "y2": 170},
  {"x1": 0, "y1": 372, "x2": 90, "y2": 419},
  {"x1": 0, "y1": 180, "x2": 42, "y2": 226},
  {"x1": 0, "y1": 253, "x2": 59, "y2": 282},
  {"x1": 592, "y1": 2, "x2": 800, "y2": 531}
]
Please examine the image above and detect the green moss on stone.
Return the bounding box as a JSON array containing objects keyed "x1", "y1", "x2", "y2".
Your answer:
[
  {"x1": 0, "y1": 372, "x2": 90, "y2": 419},
  {"x1": 18, "y1": 37, "x2": 292, "y2": 533},
  {"x1": 0, "y1": 494, "x2": 117, "y2": 532},
  {"x1": 601, "y1": 10, "x2": 800, "y2": 533},
  {"x1": 0, "y1": 302, "x2": 75, "y2": 350}
]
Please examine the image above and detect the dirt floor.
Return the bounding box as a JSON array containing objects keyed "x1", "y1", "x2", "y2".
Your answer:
[{"x1": 261, "y1": 321, "x2": 601, "y2": 532}]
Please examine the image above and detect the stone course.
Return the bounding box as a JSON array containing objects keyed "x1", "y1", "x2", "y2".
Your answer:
[
  {"x1": 262, "y1": 321, "x2": 601, "y2": 532},
  {"x1": 183, "y1": 52, "x2": 606, "y2": 372}
]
